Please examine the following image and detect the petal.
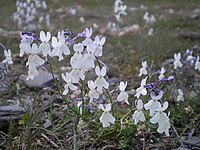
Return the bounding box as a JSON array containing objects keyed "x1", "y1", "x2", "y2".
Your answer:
[
  {"x1": 100, "y1": 37, "x2": 106, "y2": 45},
  {"x1": 105, "y1": 104, "x2": 111, "y2": 111},
  {"x1": 162, "y1": 102, "x2": 168, "y2": 111},
  {"x1": 137, "y1": 99, "x2": 143, "y2": 110},
  {"x1": 40, "y1": 31, "x2": 45, "y2": 41},
  {"x1": 95, "y1": 66, "x2": 101, "y2": 76},
  {"x1": 101, "y1": 66, "x2": 107, "y2": 76}
]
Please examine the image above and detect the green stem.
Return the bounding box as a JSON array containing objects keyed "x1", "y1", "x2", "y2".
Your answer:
[
  {"x1": 175, "y1": 113, "x2": 200, "y2": 146},
  {"x1": 47, "y1": 57, "x2": 82, "y2": 119}
]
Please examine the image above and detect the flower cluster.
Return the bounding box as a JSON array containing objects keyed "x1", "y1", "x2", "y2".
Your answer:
[
  {"x1": 13, "y1": 0, "x2": 50, "y2": 30},
  {"x1": 16, "y1": 25, "x2": 200, "y2": 138}
]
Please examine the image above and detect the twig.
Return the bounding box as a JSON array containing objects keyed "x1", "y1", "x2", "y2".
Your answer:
[{"x1": 41, "y1": 133, "x2": 59, "y2": 148}]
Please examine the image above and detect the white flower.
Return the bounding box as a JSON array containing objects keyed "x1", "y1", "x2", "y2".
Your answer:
[
  {"x1": 39, "y1": 31, "x2": 51, "y2": 58},
  {"x1": 173, "y1": 53, "x2": 183, "y2": 69},
  {"x1": 144, "y1": 91, "x2": 163, "y2": 116},
  {"x1": 81, "y1": 43, "x2": 96, "y2": 72},
  {"x1": 26, "y1": 54, "x2": 45, "y2": 80},
  {"x1": 82, "y1": 28, "x2": 93, "y2": 46},
  {"x1": 2, "y1": 49, "x2": 13, "y2": 64},
  {"x1": 150, "y1": 102, "x2": 170, "y2": 136},
  {"x1": 132, "y1": 99, "x2": 145, "y2": 125},
  {"x1": 99, "y1": 104, "x2": 115, "y2": 127},
  {"x1": 143, "y1": 12, "x2": 156, "y2": 24},
  {"x1": 195, "y1": 56, "x2": 200, "y2": 71},
  {"x1": 79, "y1": 17, "x2": 85, "y2": 23},
  {"x1": 93, "y1": 36, "x2": 106, "y2": 57},
  {"x1": 134, "y1": 77, "x2": 148, "y2": 98},
  {"x1": 26, "y1": 43, "x2": 44, "y2": 80},
  {"x1": 114, "y1": 0, "x2": 127, "y2": 21},
  {"x1": 158, "y1": 67, "x2": 166, "y2": 80},
  {"x1": 19, "y1": 33, "x2": 33, "y2": 56},
  {"x1": 69, "y1": 68, "x2": 85, "y2": 84},
  {"x1": 148, "y1": 28, "x2": 154, "y2": 36},
  {"x1": 50, "y1": 31, "x2": 70, "y2": 61},
  {"x1": 94, "y1": 66, "x2": 109, "y2": 94},
  {"x1": 177, "y1": 89, "x2": 184, "y2": 102},
  {"x1": 117, "y1": 81, "x2": 129, "y2": 104},
  {"x1": 70, "y1": 43, "x2": 84, "y2": 69},
  {"x1": 139, "y1": 61, "x2": 148, "y2": 76},
  {"x1": 62, "y1": 72, "x2": 78, "y2": 95},
  {"x1": 88, "y1": 80, "x2": 99, "y2": 102}
]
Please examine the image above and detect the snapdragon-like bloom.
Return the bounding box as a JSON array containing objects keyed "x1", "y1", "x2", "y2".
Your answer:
[
  {"x1": 150, "y1": 102, "x2": 170, "y2": 136},
  {"x1": 134, "y1": 77, "x2": 148, "y2": 98},
  {"x1": 132, "y1": 99, "x2": 145, "y2": 125},
  {"x1": 99, "y1": 104, "x2": 115, "y2": 127},
  {"x1": 26, "y1": 43, "x2": 44, "y2": 80},
  {"x1": 39, "y1": 31, "x2": 51, "y2": 58},
  {"x1": 19, "y1": 32, "x2": 33, "y2": 57},
  {"x1": 93, "y1": 36, "x2": 106, "y2": 57},
  {"x1": 117, "y1": 81, "x2": 129, "y2": 104},
  {"x1": 158, "y1": 67, "x2": 166, "y2": 80},
  {"x1": 62, "y1": 72, "x2": 78, "y2": 95},
  {"x1": 68, "y1": 68, "x2": 85, "y2": 84},
  {"x1": 195, "y1": 56, "x2": 200, "y2": 71},
  {"x1": 2, "y1": 49, "x2": 13, "y2": 65},
  {"x1": 139, "y1": 61, "x2": 148, "y2": 76},
  {"x1": 144, "y1": 91, "x2": 163, "y2": 116},
  {"x1": 82, "y1": 27, "x2": 93, "y2": 46},
  {"x1": 177, "y1": 89, "x2": 184, "y2": 102},
  {"x1": 50, "y1": 31, "x2": 70, "y2": 61},
  {"x1": 186, "y1": 50, "x2": 195, "y2": 64},
  {"x1": 173, "y1": 53, "x2": 183, "y2": 69},
  {"x1": 81, "y1": 43, "x2": 96, "y2": 72},
  {"x1": 94, "y1": 66, "x2": 109, "y2": 94},
  {"x1": 70, "y1": 43, "x2": 84, "y2": 69},
  {"x1": 88, "y1": 80, "x2": 99, "y2": 102}
]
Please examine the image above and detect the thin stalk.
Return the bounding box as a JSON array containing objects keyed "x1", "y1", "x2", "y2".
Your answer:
[
  {"x1": 175, "y1": 113, "x2": 200, "y2": 146},
  {"x1": 48, "y1": 57, "x2": 82, "y2": 118}
]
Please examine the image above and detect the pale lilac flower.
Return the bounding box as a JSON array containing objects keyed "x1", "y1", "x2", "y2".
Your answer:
[
  {"x1": 132, "y1": 99, "x2": 145, "y2": 125},
  {"x1": 186, "y1": 50, "x2": 195, "y2": 63},
  {"x1": 158, "y1": 67, "x2": 166, "y2": 80},
  {"x1": 195, "y1": 56, "x2": 200, "y2": 71},
  {"x1": 2, "y1": 49, "x2": 13, "y2": 64},
  {"x1": 134, "y1": 77, "x2": 148, "y2": 98},
  {"x1": 94, "y1": 66, "x2": 109, "y2": 94},
  {"x1": 117, "y1": 81, "x2": 129, "y2": 104},
  {"x1": 139, "y1": 61, "x2": 148, "y2": 76},
  {"x1": 99, "y1": 104, "x2": 115, "y2": 127},
  {"x1": 88, "y1": 80, "x2": 99, "y2": 102},
  {"x1": 177, "y1": 89, "x2": 184, "y2": 102},
  {"x1": 150, "y1": 102, "x2": 170, "y2": 136},
  {"x1": 62, "y1": 72, "x2": 78, "y2": 95},
  {"x1": 173, "y1": 53, "x2": 183, "y2": 69}
]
